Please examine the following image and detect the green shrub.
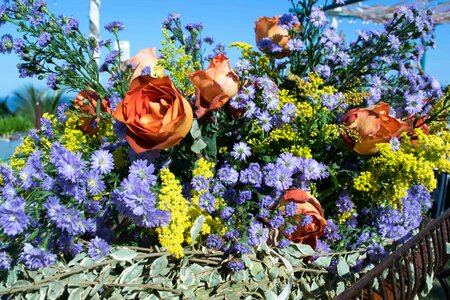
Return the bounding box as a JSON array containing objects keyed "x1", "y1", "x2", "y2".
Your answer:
[{"x1": 0, "y1": 114, "x2": 33, "y2": 138}]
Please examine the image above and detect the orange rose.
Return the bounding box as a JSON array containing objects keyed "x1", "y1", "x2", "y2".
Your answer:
[
  {"x1": 341, "y1": 102, "x2": 413, "y2": 155},
  {"x1": 73, "y1": 91, "x2": 111, "y2": 134},
  {"x1": 128, "y1": 48, "x2": 164, "y2": 80},
  {"x1": 187, "y1": 54, "x2": 239, "y2": 118},
  {"x1": 279, "y1": 189, "x2": 326, "y2": 250},
  {"x1": 113, "y1": 76, "x2": 193, "y2": 153},
  {"x1": 255, "y1": 16, "x2": 291, "y2": 58}
]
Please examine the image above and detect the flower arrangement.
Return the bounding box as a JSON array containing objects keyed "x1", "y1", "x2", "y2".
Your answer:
[{"x1": 0, "y1": 0, "x2": 449, "y2": 298}]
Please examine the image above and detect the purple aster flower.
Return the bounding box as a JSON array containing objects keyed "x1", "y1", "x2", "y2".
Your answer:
[
  {"x1": 287, "y1": 39, "x2": 304, "y2": 51},
  {"x1": 108, "y1": 93, "x2": 122, "y2": 111},
  {"x1": 57, "y1": 234, "x2": 83, "y2": 256},
  {"x1": 277, "y1": 239, "x2": 291, "y2": 248},
  {"x1": 269, "y1": 165, "x2": 293, "y2": 191},
  {"x1": 0, "y1": 252, "x2": 11, "y2": 271},
  {"x1": 315, "y1": 65, "x2": 331, "y2": 79},
  {"x1": 2, "y1": 183, "x2": 17, "y2": 200},
  {"x1": 257, "y1": 37, "x2": 273, "y2": 51},
  {"x1": 63, "y1": 17, "x2": 79, "y2": 34},
  {"x1": 277, "y1": 153, "x2": 301, "y2": 172},
  {"x1": 284, "y1": 202, "x2": 298, "y2": 217},
  {"x1": 315, "y1": 240, "x2": 331, "y2": 253},
  {"x1": 278, "y1": 13, "x2": 299, "y2": 30},
  {"x1": 55, "y1": 206, "x2": 86, "y2": 235},
  {"x1": 301, "y1": 215, "x2": 313, "y2": 227},
  {"x1": 227, "y1": 260, "x2": 244, "y2": 272},
  {"x1": 336, "y1": 191, "x2": 353, "y2": 214},
  {"x1": 199, "y1": 193, "x2": 216, "y2": 213},
  {"x1": 281, "y1": 103, "x2": 296, "y2": 123},
  {"x1": 235, "y1": 190, "x2": 252, "y2": 205},
  {"x1": 235, "y1": 59, "x2": 251, "y2": 72},
  {"x1": 224, "y1": 229, "x2": 239, "y2": 239},
  {"x1": 206, "y1": 234, "x2": 223, "y2": 250},
  {"x1": 88, "y1": 237, "x2": 111, "y2": 261},
  {"x1": 140, "y1": 65, "x2": 151, "y2": 76},
  {"x1": 231, "y1": 243, "x2": 249, "y2": 255},
  {"x1": 269, "y1": 212, "x2": 285, "y2": 228},
  {"x1": 356, "y1": 232, "x2": 370, "y2": 246},
  {"x1": 231, "y1": 142, "x2": 251, "y2": 161},
  {"x1": 239, "y1": 163, "x2": 262, "y2": 187},
  {"x1": 192, "y1": 176, "x2": 208, "y2": 191},
  {"x1": 336, "y1": 0, "x2": 345, "y2": 4},
  {"x1": 219, "y1": 207, "x2": 235, "y2": 221},
  {"x1": 29, "y1": 12, "x2": 44, "y2": 26},
  {"x1": 256, "y1": 111, "x2": 273, "y2": 132},
  {"x1": 122, "y1": 184, "x2": 156, "y2": 216},
  {"x1": 21, "y1": 243, "x2": 56, "y2": 270},
  {"x1": 103, "y1": 50, "x2": 120, "y2": 66},
  {"x1": 185, "y1": 22, "x2": 203, "y2": 31},
  {"x1": 129, "y1": 159, "x2": 156, "y2": 186},
  {"x1": 0, "y1": 197, "x2": 28, "y2": 236},
  {"x1": 309, "y1": 7, "x2": 328, "y2": 28},
  {"x1": 404, "y1": 92, "x2": 425, "y2": 114},
  {"x1": 203, "y1": 36, "x2": 214, "y2": 45},
  {"x1": 13, "y1": 38, "x2": 24, "y2": 54},
  {"x1": 91, "y1": 149, "x2": 114, "y2": 175},
  {"x1": 298, "y1": 158, "x2": 329, "y2": 181},
  {"x1": 259, "y1": 195, "x2": 275, "y2": 209},
  {"x1": 0, "y1": 34, "x2": 13, "y2": 54},
  {"x1": 144, "y1": 209, "x2": 171, "y2": 228},
  {"x1": 217, "y1": 165, "x2": 239, "y2": 186},
  {"x1": 104, "y1": 21, "x2": 124, "y2": 32},
  {"x1": 37, "y1": 32, "x2": 51, "y2": 47},
  {"x1": 55, "y1": 150, "x2": 85, "y2": 183},
  {"x1": 389, "y1": 137, "x2": 401, "y2": 151},
  {"x1": 323, "y1": 219, "x2": 341, "y2": 241},
  {"x1": 247, "y1": 221, "x2": 268, "y2": 246},
  {"x1": 86, "y1": 172, "x2": 106, "y2": 195},
  {"x1": 367, "y1": 243, "x2": 387, "y2": 262},
  {"x1": 387, "y1": 34, "x2": 401, "y2": 51},
  {"x1": 46, "y1": 73, "x2": 57, "y2": 89}
]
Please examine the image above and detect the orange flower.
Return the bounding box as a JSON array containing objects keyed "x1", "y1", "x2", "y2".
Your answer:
[
  {"x1": 255, "y1": 16, "x2": 292, "y2": 58},
  {"x1": 187, "y1": 54, "x2": 239, "y2": 118},
  {"x1": 113, "y1": 76, "x2": 193, "y2": 153},
  {"x1": 128, "y1": 48, "x2": 164, "y2": 80},
  {"x1": 341, "y1": 102, "x2": 412, "y2": 155},
  {"x1": 73, "y1": 91, "x2": 111, "y2": 134},
  {"x1": 279, "y1": 189, "x2": 326, "y2": 250}
]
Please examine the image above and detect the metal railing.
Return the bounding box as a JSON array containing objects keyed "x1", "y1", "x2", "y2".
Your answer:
[{"x1": 335, "y1": 208, "x2": 450, "y2": 300}]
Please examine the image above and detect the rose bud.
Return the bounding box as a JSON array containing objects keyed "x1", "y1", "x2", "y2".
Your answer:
[
  {"x1": 279, "y1": 189, "x2": 326, "y2": 250},
  {"x1": 73, "y1": 91, "x2": 111, "y2": 135},
  {"x1": 187, "y1": 54, "x2": 239, "y2": 118},
  {"x1": 255, "y1": 16, "x2": 291, "y2": 58},
  {"x1": 341, "y1": 102, "x2": 412, "y2": 155},
  {"x1": 113, "y1": 76, "x2": 193, "y2": 153}
]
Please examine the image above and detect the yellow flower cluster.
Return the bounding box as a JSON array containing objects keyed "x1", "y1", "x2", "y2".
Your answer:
[
  {"x1": 342, "y1": 91, "x2": 368, "y2": 106},
  {"x1": 338, "y1": 210, "x2": 355, "y2": 224},
  {"x1": 188, "y1": 158, "x2": 224, "y2": 243},
  {"x1": 61, "y1": 115, "x2": 88, "y2": 153},
  {"x1": 287, "y1": 145, "x2": 312, "y2": 158},
  {"x1": 156, "y1": 168, "x2": 191, "y2": 258},
  {"x1": 288, "y1": 73, "x2": 337, "y2": 100},
  {"x1": 229, "y1": 42, "x2": 276, "y2": 78},
  {"x1": 353, "y1": 130, "x2": 448, "y2": 208},
  {"x1": 10, "y1": 136, "x2": 35, "y2": 170},
  {"x1": 112, "y1": 146, "x2": 128, "y2": 170}
]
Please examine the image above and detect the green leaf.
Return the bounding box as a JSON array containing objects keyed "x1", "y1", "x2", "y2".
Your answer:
[
  {"x1": 150, "y1": 256, "x2": 169, "y2": 277},
  {"x1": 421, "y1": 273, "x2": 434, "y2": 297},
  {"x1": 446, "y1": 242, "x2": 450, "y2": 254},
  {"x1": 241, "y1": 255, "x2": 253, "y2": 269},
  {"x1": 250, "y1": 262, "x2": 264, "y2": 277},
  {"x1": 346, "y1": 253, "x2": 361, "y2": 267},
  {"x1": 191, "y1": 139, "x2": 207, "y2": 154},
  {"x1": 337, "y1": 258, "x2": 350, "y2": 277},
  {"x1": 180, "y1": 268, "x2": 196, "y2": 286},
  {"x1": 293, "y1": 244, "x2": 315, "y2": 256},
  {"x1": 109, "y1": 248, "x2": 138, "y2": 261},
  {"x1": 265, "y1": 290, "x2": 278, "y2": 300},
  {"x1": 47, "y1": 282, "x2": 65, "y2": 299},
  {"x1": 312, "y1": 256, "x2": 332, "y2": 268},
  {"x1": 190, "y1": 119, "x2": 202, "y2": 140},
  {"x1": 208, "y1": 270, "x2": 223, "y2": 287},
  {"x1": 68, "y1": 287, "x2": 83, "y2": 300},
  {"x1": 119, "y1": 263, "x2": 145, "y2": 284},
  {"x1": 190, "y1": 215, "x2": 205, "y2": 245},
  {"x1": 336, "y1": 281, "x2": 346, "y2": 295}
]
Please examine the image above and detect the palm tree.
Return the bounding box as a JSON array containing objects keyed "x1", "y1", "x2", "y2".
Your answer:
[
  {"x1": 0, "y1": 96, "x2": 12, "y2": 116},
  {"x1": 12, "y1": 85, "x2": 67, "y2": 128}
]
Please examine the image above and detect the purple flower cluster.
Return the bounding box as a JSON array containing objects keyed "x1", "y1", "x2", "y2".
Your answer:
[
  {"x1": 20, "y1": 243, "x2": 56, "y2": 270},
  {"x1": 112, "y1": 159, "x2": 170, "y2": 228}
]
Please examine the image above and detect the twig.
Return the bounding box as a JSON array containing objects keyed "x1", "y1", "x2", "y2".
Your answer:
[
  {"x1": 189, "y1": 258, "x2": 221, "y2": 266},
  {"x1": 292, "y1": 267, "x2": 328, "y2": 274},
  {"x1": 71, "y1": 280, "x2": 182, "y2": 295}
]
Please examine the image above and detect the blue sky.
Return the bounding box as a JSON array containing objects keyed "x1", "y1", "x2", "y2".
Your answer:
[{"x1": 0, "y1": 0, "x2": 449, "y2": 98}]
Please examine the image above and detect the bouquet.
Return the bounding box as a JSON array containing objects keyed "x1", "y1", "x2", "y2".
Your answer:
[{"x1": 0, "y1": 0, "x2": 449, "y2": 298}]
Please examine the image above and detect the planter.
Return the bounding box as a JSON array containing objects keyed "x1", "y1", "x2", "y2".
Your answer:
[{"x1": 335, "y1": 208, "x2": 450, "y2": 300}]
